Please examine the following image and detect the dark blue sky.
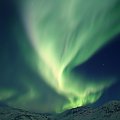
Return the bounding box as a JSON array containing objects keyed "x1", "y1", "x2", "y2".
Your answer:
[{"x1": 74, "y1": 35, "x2": 120, "y2": 106}]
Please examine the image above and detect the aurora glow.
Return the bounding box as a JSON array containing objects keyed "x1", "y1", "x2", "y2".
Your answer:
[
  {"x1": 19, "y1": 0, "x2": 120, "y2": 111},
  {"x1": 0, "y1": 0, "x2": 120, "y2": 113}
]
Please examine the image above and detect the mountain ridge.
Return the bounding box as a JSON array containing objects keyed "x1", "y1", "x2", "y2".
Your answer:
[{"x1": 0, "y1": 100, "x2": 120, "y2": 120}]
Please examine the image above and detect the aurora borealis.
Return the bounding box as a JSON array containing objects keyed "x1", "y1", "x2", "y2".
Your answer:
[{"x1": 0, "y1": 0, "x2": 120, "y2": 113}]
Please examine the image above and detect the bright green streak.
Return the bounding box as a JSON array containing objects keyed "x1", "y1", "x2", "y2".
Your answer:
[{"x1": 19, "y1": 0, "x2": 120, "y2": 112}]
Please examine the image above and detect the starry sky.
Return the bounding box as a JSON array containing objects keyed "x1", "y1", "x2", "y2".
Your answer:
[{"x1": 0, "y1": 0, "x2": 120, "y2": 113}]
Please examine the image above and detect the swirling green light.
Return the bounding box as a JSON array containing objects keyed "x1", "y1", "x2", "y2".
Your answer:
[{"x1": 18, "y1": 0, "x2": 120, "y2": 112}]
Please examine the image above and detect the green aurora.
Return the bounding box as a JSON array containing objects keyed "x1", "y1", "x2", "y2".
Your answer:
[
  {"x1": 0, "y1": 0, "x2": 120, "y2": 112},
  {"x1": 19, "y1": 0, "x2": 120, "y2": 112}
]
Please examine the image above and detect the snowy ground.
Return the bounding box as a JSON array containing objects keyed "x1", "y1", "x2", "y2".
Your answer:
[{"x1": 0, "y1": 101, "x2": 120, "y2": 120}]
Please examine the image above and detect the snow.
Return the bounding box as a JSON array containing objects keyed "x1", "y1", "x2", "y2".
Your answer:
[{"x1": 0, "y1": 101, "x2": 120, "y2": 120}]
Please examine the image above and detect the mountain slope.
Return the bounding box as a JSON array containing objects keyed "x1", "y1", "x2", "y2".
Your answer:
[
  {"x1": 0, "y1": 101, "x2": 120, "y2": 120},
  {"x1": 57, "y1": 101, "x2": 120, "y2": 120},
  {"x1": 0, "y1": 106, "x2": 54, "y2": 120}
]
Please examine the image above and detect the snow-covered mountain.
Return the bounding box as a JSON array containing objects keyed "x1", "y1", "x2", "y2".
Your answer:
[
  {"x1": 56, "y1": 101, "x2": 120, "y2": 120},
  {"x1": 0, "y1": 106, "x2": 54, "y2": 120},
  {"x1": 0, "y1": 101, "x2": 120, "y2": 120}
]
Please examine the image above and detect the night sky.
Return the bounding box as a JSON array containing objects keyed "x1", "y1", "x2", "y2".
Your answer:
[{"x1": 0, "y1": 0, "x2": 120, "y2": 113}]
